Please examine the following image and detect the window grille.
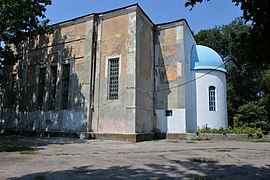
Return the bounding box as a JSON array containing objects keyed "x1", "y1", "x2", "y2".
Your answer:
[
  {"x1": 37, "y1": 68, "x2": 46, "y2": 110},
  {"x1": 108, "y1": 58, "x2": 119, "y2": 100},
  {"x1": 209, "y1": 86, "x2": 216, "y2": 111},
  {"x1": 49, "y1": 66, "x2": 57, "y2": 110},
  {"x1": 61, "y1": 64, "x2": 70, "y2": 110}
]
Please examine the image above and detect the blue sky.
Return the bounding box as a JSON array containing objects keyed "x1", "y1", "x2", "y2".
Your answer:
[{"x1": 45, "y1": 0, "x2": 242, "y2": 33}]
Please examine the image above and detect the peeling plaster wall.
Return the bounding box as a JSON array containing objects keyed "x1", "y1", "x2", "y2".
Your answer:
[
  {"x1": 2, "y1": 5, "x2": 220, "y2": 137},
  {"x1": 135, "y1": 9, "x2": 154, "y2": 133},
  {"x1": 2, "y1": 16, "x2": 95, "y2": 132},
  {"x1": 154, "y1": 24, "x2": 185, "y2": 110},
  {"x1": 154, "y1": 22, "x2": 187, "y2": 133},
  {"x1": 93, "y1": 8, "x2": 137, "y2": 134}
]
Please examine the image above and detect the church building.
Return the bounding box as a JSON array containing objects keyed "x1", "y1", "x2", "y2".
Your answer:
[{"x1": 0, "y1": 4, "x2": 227, "y2": 141}]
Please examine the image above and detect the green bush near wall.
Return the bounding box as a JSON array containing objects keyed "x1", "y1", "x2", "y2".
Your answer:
[{"x1": 195, "y1": 126, "x2": 263, "y2": 138}]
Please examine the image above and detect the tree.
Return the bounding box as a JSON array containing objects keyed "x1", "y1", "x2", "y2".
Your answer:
[
  {"x1": 234, "y1": 101, "x2": 268, "y2": 130},
  {"x1": 185, "y1": 0, "x2": 270, "y2": 65},
  {"x1": 0, "y1": 0, "x2": 52, "y2": 66},
  {"x1": 195, "y1": 18, "x2": 270, "y2": 132}
]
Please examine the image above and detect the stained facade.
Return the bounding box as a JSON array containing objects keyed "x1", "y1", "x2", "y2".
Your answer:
[{"x1": 0, "y1": 4, "x2": 227, "y2": 141}]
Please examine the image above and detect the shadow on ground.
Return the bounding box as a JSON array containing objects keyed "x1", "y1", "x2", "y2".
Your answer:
[
  {"x1": 9, "y1": 161, "x2": 270, "y2": 179},
  {"x1": 0, "y1": 135, "x2": 86, "y2": 148},
  {"x1": 1, "y1": 135, "x2": 270, "y2": 179}
]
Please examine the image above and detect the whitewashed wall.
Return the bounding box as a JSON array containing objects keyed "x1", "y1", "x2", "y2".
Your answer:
[
  {"x1": 194, "y1": 70, "x2": 228, "y2": 129},
  {"x1": 155, "y1": 109, "x2": 186, "y2": 133}
]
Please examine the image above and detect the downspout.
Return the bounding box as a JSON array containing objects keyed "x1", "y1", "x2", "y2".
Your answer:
[
  {"x1": 153, "y1": 26, "x2": 156, "y2": 131},
  {"x1": 88, "y1": 14, "x2": 98, "y2": 132}
]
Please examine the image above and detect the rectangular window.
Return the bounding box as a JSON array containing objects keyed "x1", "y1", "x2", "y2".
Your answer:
[
  {"x1": 49, "y1": 66, "x2": 57, "y2": 110},
  {"x1": 37, "y1": 67, "x2": 46, "y2": 110},
  {"x1": 108, "y1": 58, "x2": 119, "y2": 100},
  {"x1": 61, "y1": 64, "x2": 70, "y2": 110},
  {"x1": 209, "y1": 86, "x2": 216, "y2": 111}
]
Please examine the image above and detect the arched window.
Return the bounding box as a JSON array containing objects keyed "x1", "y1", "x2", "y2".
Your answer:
[{"x1": 209, "y1": 86, "x2": 216, "y2": 111}]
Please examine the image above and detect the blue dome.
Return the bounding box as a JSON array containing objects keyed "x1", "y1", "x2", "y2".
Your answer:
[{"x1": 191, "y1": 45, "x2": 226, "y2": 72}]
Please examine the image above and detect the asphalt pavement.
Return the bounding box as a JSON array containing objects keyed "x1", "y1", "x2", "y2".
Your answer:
[{"x1": 0, "y1": 136, "x2": 269, "y2": 179}]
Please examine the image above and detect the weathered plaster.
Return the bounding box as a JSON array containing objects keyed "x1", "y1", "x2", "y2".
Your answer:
[
  {"x1": 97, "y1": 13, "x2": 131, "y2": 133},
  {"x1": 135, "y1": 9, "x2": 154, "y2": 133},
  {"x1": 1, "y1": 5, "x2": 227, "y2": 139},
  {"x1": 2, "y1": 16, "x2": 92, "y2": 132},
  {"x1": 155, "y1": 24, "x2": 185, "y2": 110},
  {"x1": 100, "y1": 14, "x2": 128, "y2": 75}
]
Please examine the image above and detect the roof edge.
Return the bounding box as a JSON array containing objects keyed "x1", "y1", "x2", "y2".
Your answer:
[
  {"x1": 192, "y1": 67, "x2": 227, "y2": 73},
  {"x1": 155, "y1": 19, "x2": 194, "y2": 37},
  {"x1": 50, "y1": 3, "x2": 139, "y2": 27},
  {"x1": 48, "y1": 3, "x2": 195, "y2": 40},
  {"x1": 136, "y1": 5, "x2": 155, "y2": 26}
]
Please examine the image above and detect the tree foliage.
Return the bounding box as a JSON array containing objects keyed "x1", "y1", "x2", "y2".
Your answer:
[
  {"x1": 234, "y1": 101, "x2": 268, "y2": 130},
  {"x1": 185, "y1": 0, "x2": 270, "y2": 65},
  {"x1": 187, "y1": 0, "x2": 270, "y2": 132},
  {"x1": 0, "y1": 0, "x2": 52, "y2": 66},
  {"x1": 195, "y1": 18, "x2": 270, "y2": 132}
]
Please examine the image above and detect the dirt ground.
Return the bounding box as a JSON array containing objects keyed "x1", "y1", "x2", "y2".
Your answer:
[{"x1": 0, "y1": 136, "x2": 269, "y2": 179}]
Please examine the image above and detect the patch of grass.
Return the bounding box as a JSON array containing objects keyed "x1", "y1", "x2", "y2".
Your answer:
[
  {"x1": 215, "y1": 148, "x2": 240, "y2": 152},
  {"x1": 20, "y1": 149, "x2": 38, "y2": 155},
  {"x1": 253, "y1": 138, "x2": 270, "y2": 142},
  {"x1": 187, "y1": 157, "x2": 218, "y2": 163},
  {"x1": 159, "y1": 154, "x2": 167, "y2": 160},
  {"x1": 55, "y1": 153, "x2": 78, "y2": 156},
  {"x1": 191, "y1": 137, "x2": 210, "y2": 141},
  {"x1": 216, "y1": 149, "x2": 233, "y2": 152},
  {"x1": 238, "y1": 138, "x2": 270, "y2": 142},
  {"x1": 116, "y1": 151, "x2": 129, "y2": 154},
  {"x1": 0, "y1": 145, "x2": 38, "y2": 155},
  {"x1": 186, "y1": 141, "x2": 196, "y2": 143}
]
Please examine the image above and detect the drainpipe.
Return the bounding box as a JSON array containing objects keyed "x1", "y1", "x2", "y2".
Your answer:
[
  {"x1": 153, "y1": 26, "x2": 157, "y2": 131},
  {"x1": 88, "y1": 14, "x2": 98, "y2": 133}
]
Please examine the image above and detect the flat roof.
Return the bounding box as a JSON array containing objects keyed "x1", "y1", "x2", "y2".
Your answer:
[{"x1": 51, "y1": 3, "x2": 193, "y2": 33}]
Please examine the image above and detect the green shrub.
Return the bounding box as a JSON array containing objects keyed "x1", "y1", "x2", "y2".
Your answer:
[
  {"x1": 195, "y1": 125, "x2": 263, "y2": 138},
  {"x1": 234, "y1": 101, "x2": 269, "y2": 132}
]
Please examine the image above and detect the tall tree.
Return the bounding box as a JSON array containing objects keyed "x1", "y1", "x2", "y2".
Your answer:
[
  {"x1": 195, "y1": 18, "x2": 270, "y2": 131},
  {"x1": 186, "y1": 0, "x2": 270, "y2": 65},
  {"x1": 0, "y1": 0, "x2": 52, "y2": 66}
]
